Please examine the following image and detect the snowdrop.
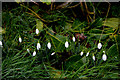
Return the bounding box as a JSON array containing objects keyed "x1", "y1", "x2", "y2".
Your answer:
[
  {"x1": 36, "y1": 28, "x2": 39, "y2": 34},
  {"x1": 47, "y1": 42, "x2": 51, "y2": 49},
  {"x1": 51, "y1": 52, "x2": 55, "y2": 56},
  {"x1": 98, "y1": 43, "x2": 102, "y2": 49},
  {"x1": 0, "y1": 41, "x2": 2, "y2": 46},
  {"x1": 72, "y1": 36, "x2": 75, "y2": 42},
  {"x1": 80, "y1": 51, "x2": 83, "y2": 56},
  {"x1": 102, "y1": 54, "x2": 107, "y2": 61},
  {"x1": 33, "y1": 51, "x2": 36, "y2": 56},
  {"x1": 27, "y1": 49, "x2": 30, "y2": 53},
  {"x1": 37, "y1": 42, "x2": 41, "y2": 50},
  {"x1": 65, "y1": 41, "x2": 69, "y2": 48},
  {"x1": 92, "y1": 55, "x2": 95, "y2": 61},
  {"x1": 19, "y1": 37, "x2": 22, "y2": 43},
  {"x1": 86, "y1": 52, "x2": 89, "y2": 56}
]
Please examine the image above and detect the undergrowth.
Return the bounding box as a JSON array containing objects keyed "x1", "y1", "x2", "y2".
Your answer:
[{"x1": 1, "y1": 2, "x2": 120, "y2": 79}]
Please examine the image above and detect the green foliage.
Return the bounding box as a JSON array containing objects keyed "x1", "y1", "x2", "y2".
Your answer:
[
  {"x1": 40, "y1": 0, "x2": 51, "y2": 5},
  {"x1": 2, "y1": 2, "x2": 120, "y2": 79}
]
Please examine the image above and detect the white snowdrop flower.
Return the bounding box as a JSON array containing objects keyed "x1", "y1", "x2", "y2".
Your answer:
[
  {"x1": 19, "y1": 37, "x2": 22, "y2": 43},
  {"x1": 27, "y1": 49, "x2": 30, "y2": 53},
  {"x1": 0, "y1": 41, "x2": 2, "y2": 46},
  {"x1": 86, "y1": 52, "x2": 89, "y2": 56},
  {"x1": 102, "y1": 54, "x2": 107, "y2": 61},
  {"x1": 92, "y1": 56, "x2": 95, "y2": 61},
  {"x1": 97, "y1": 43, "x2": 102, "y2": 49},
  {"x1": 103, "y1": 51, "x2": 105, "y2": 53},
  {"x1": 72, "y1": 36, "x2": 75, "y2": 42},
  {"x1": 33, "y1": 51, "x2": 36, "y2": 56},
  {"x1": 65, "y1": 41, "x2": 69, "y2": 48},
  {"x1": 80, "y1": 51, "x2": 83, "y2": 56},
  {"x1": 37, "y1": 42, "x2": 41, "y2": 50},
  {"x1": 51, "y1": 52, "x2": 55, "y2": 56},
  {"x1": 36, "y1": 28, "x2": 39, "y2": 34},
  {"x1": 47, "y1": 42, "x2": 51, "y2": 49}
]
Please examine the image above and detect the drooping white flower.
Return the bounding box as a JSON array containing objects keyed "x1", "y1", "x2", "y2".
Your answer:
[
  {"x1": 36, "y1": 28, "x2": 39, "y2": 34},
  {"x1": 37, "y1": 42, "x2": 41, "y2": 50},
  {"x1": 92, "y1": 55, "x2": 95, "y2": 61},
  {"x1": 51, "y1": 52, "x2": 55, "y2": 56},
  {"x1": 65, "y1": 41, "x2": 69, "y2": 48},
  {"x1": 72, "y1": 36, "x2": 75, "y2": 42},
  {"x1": 27, "y1": 49, "x2": 30, "y2": 53},
  {"x1": 19, "y1": 37, "x2": 22, "y2": 43},
  {"x1": 0, "y1": 41, "x2": 2, "y2": 46},
  {"x1": 102, "y1": 54, "x2": 107, "y2": 61},
  {"x1": 97, "y1": 43, "x2": 102, "y2": 49},
  {"x1": 47, "y1": 42, "x2": 51, "y2": 49},
  {"x1": 33, "y1": 51, "x2": 36, "y2": 56},
  {"x1": 80, "y1": 51, "x2": 83, "y2": 56},
  {"x1": 86, "y1": 52, "x2": 89, "y2": 56}
]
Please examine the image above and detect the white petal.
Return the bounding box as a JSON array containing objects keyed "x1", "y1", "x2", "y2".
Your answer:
[
  {"x1": 51, "y1": 52, "x2": 55, "y2": 55},
  {"x1": 86, "y1": 52, "x2": 89, "y2": 56},
  {"x1": 47, "y1": 42, "x2": 51, "y2": 49},
  {"x1": 98, "y1": 43, "x2": 102, "y2": 49},
  {"x1": 102, "y1": 54, "x2": 107, "y2": 61},
  {"x1": 36, "y1": 29, "x2": 39, "y2": 34},
  {"x1": 92, "y1": 56, "x2": 95, "y2": 61},
  {"x1": 0, "y1": 41, "x2": 2, "y2": 46},
  {"x1": 80, "y1": 51, "x2": 83, "y2": 56},
  {"x1": 37, "y1": 43, "x2": 41, "y2": 50},
  {"x1": 72, "y1": 36, "x2": 75, "y2": 42},
  {"x1": 65, "y1": 41, "x2": 69, "y2": 48},
  {"x1": 19, "y1": 37, "x2": 22, "y2": 43},
  {"x1": 27, "y1": 49, "x2": 30, "y2": 53},
  {"x1": 33, "y1": 51, "x2": 36, "y2": 56}
]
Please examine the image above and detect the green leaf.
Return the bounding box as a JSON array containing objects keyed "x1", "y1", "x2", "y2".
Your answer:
[
  {"x1": 103, "y1": 18, "x2": 119, "y2": 29},
  {"x1": 40, "y1": 0, "x2": 51, "y2": 5},
  {"x1": 65, "y1": 23, "x2": 72, "y2": 31},
  {"x1": 15, "y1": 0, "x2": 25, "y2": 3},
  {"x1": 36, "y1": 19, "x2": 43, "y2": 32},
  {"x1": 107, "y1": 44, "x2": 119, "y2": 58},
  {"x1": 64, "y1": 54, "x2": 84, "y2": 71},
  {"x1": 55, "y1": 34, "x2": 67, "y2": 43}
]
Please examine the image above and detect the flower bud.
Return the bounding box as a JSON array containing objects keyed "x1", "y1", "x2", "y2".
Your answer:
[
  {"x1": 102, "y1": 54, "x2": 107, "y2": 61},
  {"x1": 47, "y1": 42, "x2": 51, "y2": 49},
  {"x1": 86, "y1": 52, "x2": 89, "y2": 56},
  {"x1": 37, "y1": 42, "x2": 41, "y2": 50},
  {"x1": 92, "y1": 55, "x2": 95, "y2": 61},
  {"x1": 0, "y1": 41, "x2": 2, "y2": 46},
  {"x1": 36, "y1": 29, "x2": 39, "y2": 34},
  {"x1": 80, "y1": 51, "x2": 83, "y2": 56},
  {"x1": 103, "y1": 51, "x2": 105, "y2": 53},
  {"x1": 19, "y1": 37, "x2": 22, "y2": 43},
  {"x1": 65, "y1": 41, "x2": 69, "y2": 48},
  {"x1": 98, "y1": 43, "x2": 102, "y2": 49},
  {"x1": 51, "y1": 52, "x2": 55, "y2": 56},
  {"x1": 27, "y1": 49, "x2": 30, "y2": 53},
  {"x1": 72, "y1": 36, "x2": 75, "y2": 42},
  {"x1": 33, "y1": 51, "x2": 36, "y2": 56}
]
